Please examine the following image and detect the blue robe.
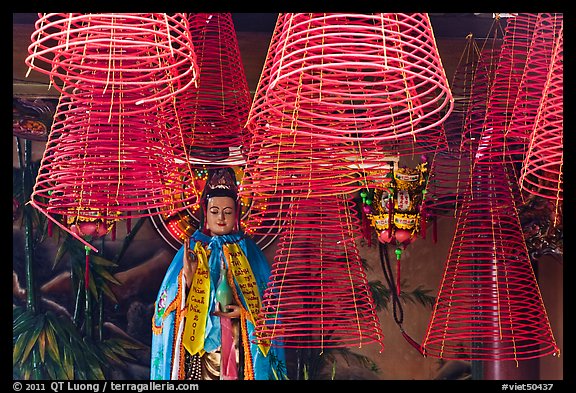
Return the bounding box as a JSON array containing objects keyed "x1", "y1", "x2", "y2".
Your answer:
[{"x1": 151, "y1": 229, "x2": 286, "y2": 380}]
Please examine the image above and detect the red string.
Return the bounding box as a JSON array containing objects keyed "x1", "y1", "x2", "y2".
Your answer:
[{"x1": 85, "y1": 246, "x2": 90, "y2": 290}]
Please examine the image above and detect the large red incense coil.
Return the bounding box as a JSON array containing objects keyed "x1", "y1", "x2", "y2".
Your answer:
[
  {"x1": 423, "y1": 33, "x2": 484, "y2": 218},
  {"x1": 26, "y1": 13, "x2": 200, "y2": 250},
  {"x1": 458, "y1": 35, "x2": 505, "y2": 164},
  {"x1": 29, "y1": 94, "x2": 198, "y2": 247},
  {"x1": 243, "y1": 126, "x2": 396, "y2": 198},
  {"x1": 473, "y1": 13, "x2": 539, "y2": 167},
  {"x1": 254, "y1": 194, "x2": 384, "y2": 350},
  {"x1": 25, "y1": 13, "x2": 199, "y2": 109},
  {"x1": 507, "y1": 13, "x2": 563, "y2": 164},
  {"x1": 247, "y1": 13, "x2": 451, "y2": 156},
  {"x1": 177, "y1": 13, "x2": 252, "y2": 164},
  {"x1": 520, "y1": 25, "x2": 563, "y2": 204},
  {"x1": 421, "y1": 162, "x2": 559, "y2": 361},
  {"x1": 425, "y1": 149, "x2": 473, "y2": 218}
]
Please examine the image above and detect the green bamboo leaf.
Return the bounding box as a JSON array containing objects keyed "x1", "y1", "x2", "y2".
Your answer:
[
  {"x1": 37, "y1": 329, "x2": 46, "y2": 363},
  {"x1": 44, "y1": 319, "x2": 61, "y2": 362},
  {"x1": 13, "y1": 309, "x2": 35, "y2": 336},
  {"x1": 62, "y1": 345, "x2": 75, "y2": 379},
  {"x1": 99, "y1": 281, "x2": 119, "y2": 303},
  {"x1": 90, "y1": 255, "x2": 118, "y2": 268},
  {"x1": 44, "y1": 356, "x2": 58, "y2": 380},
  {"x1": 84, "y1": 337, "x2": 108, "y2": 365},
  {"x1": 13, "y1": 329, "x2": 32, "y2": 366},
  {"x1": 69, "y1": 340, "x2": 89, "y2": 380},
  {"x1": 53, "y1": 238, "x2": 71, "y2": 270},
  {"x1": 92, "y1": 266, "x2": 122, "y2": 285},
  {"x1": 13, "y1": 305, "x2": 25, "y2": 320},
  {"x1": 21, "y1": 361, "x2": 32, "y2": 380},
  {"x1": 110, "y1": 343, "x2": 136, "y2": 360},
  {"x1": 20, "y1": 314, "x2": 45, "y2": 365},
  {"x1": 99, "y1": 342, "x2": 125, "y2": 366},
  {"x1": 88, "y1": 269, "x2": 99, "y2": 299},
  {"x1": 110, "y1": 337, "x2": 147, "y2": 351}
]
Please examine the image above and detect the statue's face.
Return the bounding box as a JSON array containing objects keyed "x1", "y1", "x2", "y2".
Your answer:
[{"x1": 205, "y1": 196, "x2": 237, "y2": 236}]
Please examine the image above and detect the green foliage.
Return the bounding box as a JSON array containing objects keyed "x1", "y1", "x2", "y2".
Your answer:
[
  {"x1": 13, "y1": 306, "x2": 145, "y2": 380},
  {"x1": 369, "y1": 279, "x2": 436, "y2": 311}
]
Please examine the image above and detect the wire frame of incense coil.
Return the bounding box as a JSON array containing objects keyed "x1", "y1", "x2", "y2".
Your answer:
[
  {"x1": 473, "y1": 13, "x2": 539, "y2": 167},
  {"x1": 458, "y1": 32, "x2": 505, "y2": 163},
  {"x1": 520, "y1": 25, "x2": 563, "y2": 203},
  {"x1": 507, "y1": 13, "x2": 563, "y2": 165},
  {"x1": 177, "y1": 13, "x2": 252, "y2": 164},
  {"x1": 246, "y1": 13, "x2": 451, "y2": 156},
  {"x1": 29, "y1": 93, "x2": 199, "y2": 251},
  {"x1": 442, "y1": 33, "x2": 482, "y2": 151},
  {"x1": 425, "y1": 149, "x2": 473, "y2": 218},
  {"x1": 25, "y1": 13, "x2": 199, "y2": 110},
  {"x1": 421, "y1": 163, "x2": 559, "y2": 361},
  {"x1": 254, "y1": 194, "x2": 384, "y2": 350}
]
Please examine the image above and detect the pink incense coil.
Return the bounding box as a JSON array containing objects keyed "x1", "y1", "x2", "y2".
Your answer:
[
  {"x1": 177, "y1": 13, "x2": 252, "y2": 164},
  {"x1": 473, "y1": 13, "x2": 539, "y2": 167},
  {"x1": 247, "y1": 13, "x2": 451, "y2": 154},
  {"x1": 507, "y1": 14, "x2": 563, "y2": 163},
  {"x1": 254, "y1": 194, "x2": 384, "y2": 349},
  {"x1": 25, "y1": 13, "x2": 199, "y2": 108},
  {"x1": 242, "y1": 125, "x2": 397, "y2": 198},
  {"x1": 459, "y1": 42, "x2": 503, "y2": 160},
  {"x1": 520, "y1": 25, "x2": 563, "y2": 202},
  {"x1": 425, "y1": 149, "x2": 473, "y2": 218},
  {"x1": 421, "y1": 163, "x2": 559, "y2": 361},
  {"x1": 29, "y1": 93, "x2": 198, "y2": 249}
]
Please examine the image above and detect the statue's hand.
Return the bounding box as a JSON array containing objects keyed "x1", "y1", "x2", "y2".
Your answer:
[
  {"x1": 183, "y1": 240, "x2": 198, "y2": 289},
  {"x1": 212, "y1": 304, "x2": 241, "y2": 319}
]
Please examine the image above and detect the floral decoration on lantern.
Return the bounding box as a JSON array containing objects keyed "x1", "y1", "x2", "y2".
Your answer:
[
  {"x1": 67, "y1": 207, "x2": 118, "y2": 241},
  {"x1": 362, "y1": 156, "x2": 429, "y2": 252}
]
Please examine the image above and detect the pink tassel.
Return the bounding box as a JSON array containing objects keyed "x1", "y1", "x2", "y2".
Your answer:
[
  {"x1": 361, "y1": 209, "x2": 372, "y2": 247},
  {"x1": 401, "y1": 330, "x2": 424, "y2": 355},
  {"x1": 84, "y1": 246, "x2": 91, "y2": 290}
]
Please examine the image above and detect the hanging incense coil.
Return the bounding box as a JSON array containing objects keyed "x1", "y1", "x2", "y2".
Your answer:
[
  {"x1": 30, "y1": 93, "x2": 198, "y2": 223},
  {"x1": 520, "y1": 24, "x2": 563, "y2": 203},
  {"x1": 177, "y1": 13, "x2": 252, "y2": 164},
  {"x1": 473, "y1": 13, "x2": 539, "y2": 167},
  {"x1": 442, "y1": 33, "x2": 482, "y2": 151},
  {"x1": 25, "y1": 13, "x2": 200, "y2": 249},
  {"x1": 25, "y1": 13, "x2": 199, "y2": 109},
  {"x1": 425, "y1": 149, "x2": 472, "y2": 218},
  {"x1": 247, "y1": 13, "x2": 451, "y2": 156},
  {"x1": 254, "y1": 194, "x2": 384, "y2": 350},
  {"x1": 421, "y1": 162, "x2": 559, "y2": 361},
  {"x1": 427, "y1": 19, "x2": 506, "y2": 219},
  {"x1": 506, "y1": 14, "x2": 563, "y2": 164},
  {"x1": 459, "y1": 37, "x2": 504, "y2": 164}
]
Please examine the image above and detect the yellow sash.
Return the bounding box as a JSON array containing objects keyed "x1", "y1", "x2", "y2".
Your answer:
[
  {"x1": 182, "y1": 241, "x2": 210, "y2": 356},
  {"x1": 223, "y1": 243, "x2": 270, "y2": 356}
]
